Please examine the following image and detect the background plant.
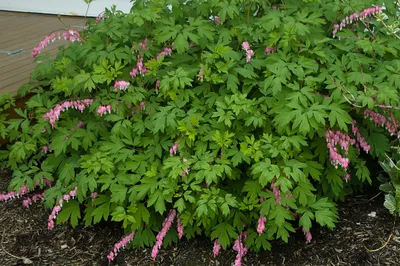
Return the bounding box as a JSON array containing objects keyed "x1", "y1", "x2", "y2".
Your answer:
[{"x1": 2, "y1": 0, "x2": 400, "y2": 262}]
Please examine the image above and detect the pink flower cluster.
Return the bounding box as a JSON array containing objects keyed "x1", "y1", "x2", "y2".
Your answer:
[
  {"x1": 265, "y1": 46, "x2": 276, "y2": 55},
  {"x1": 302, "y1": 226, "x2": 312, "y2": 244},
  {"x1": 155, "y1": 80, "x2": 161, "y2": 94},
  {"x1": 351, "y1": 121, "x2": 371, "y2": 153},
  {"x1": 214, "y1": 16, "x2": 224, "y2": 25},
  {"x1": 151, "y1": 209, "x2": 177, "y2": 260},
  {"x1": 213, "y1": 239, "x2": 221, "y2": 257},
  {"x1": 107, "y1": 232, "x2": 135, "y2": 261},
  {"x1": 177, "y1": 217, "x2": 184, "y2": 239},
  {"x1": 170, "y1": 143, "x2": 179, "y2": 156},
  {"x1": 23, "y1": 192, "x2": 45, "y2": 208},
  {"x1": 156, "y1": 47, "x2": 173, "y2": 60},
  {"x1": 271, "y1": 181, "x2": 281, "y2": 205},
  {"x1": 32, "y1": 30, "x2": 82, "y2": 58},
  {"x1": 48, "y1": 187, "x2": 77, "y2": 230},
  {"x1": 364, "y1": 109, "x2": 400, "y2": 136},
  {"x1": 40, "y1": 178, "x2": 53, "y2": 187},
  {"x1": 257, "y1": 216, "x2": 267, "y2": 235},
  {"x1": 0, "y1": 178, "x2": 52, "y2": 202},
  {"x1": 42, "y1": 145, "x2": 52, "y2": 155},
  {"x1": 182, "y1": 167, "x2": 190, "y2": 178},
  {"x1": 114, "y1": 81, "x2": 130, "y2": 91},
  {"x1": 97, "y1": 105, "x2": 112, "y2": 116},
  {"x1": 0, "y1": 185, "x2": 29, "y2": 202},
  {"x1": 198, "y1": 68, "x2": 204, "y2": 82},
  {"x1": 43, "y1": 99, "x2": 94, "y2": 128},
  {"x1": 241, "y1": 41, "x2": 254, "y2": 63},
  {"x1": 139, "y1": 39, "x2": 148, "y2": 50},
  {"x1": 332, "y1": 6, "x2": 383, "y2": 38},
  {"x1": 325, "y1": 130, "x2": 356, "y2": 170},
  {"x1": 71, "y1": 121, "x2": 85, "y2": 131},
  {"x1": 130, "y1": 55, "x2": 147, "y2": 77},
  {"x1": 95, "y1": 12, "x2": 105, "y2": 24},
  {"x1": 91, "y1": 192, "x2": 98, "y2": 200},
  {"x1": 130, "y1": 101, "x2": 146, "y2": 116},
  {"x1": 344, "y1": 172, "x2": 351, "y2": 182},
  {"x1": 233, "y1": 232, "x2": 248, "y2": 266}
]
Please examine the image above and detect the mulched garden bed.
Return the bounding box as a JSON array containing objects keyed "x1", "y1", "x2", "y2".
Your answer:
[{"x1": 1, "y1": 168, "x2": 399, "y2": 266}]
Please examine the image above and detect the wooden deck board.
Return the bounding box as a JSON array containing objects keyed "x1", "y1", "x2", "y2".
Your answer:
[{"x1": 0, "y1": 11, "x2": 86, "y2": 96}]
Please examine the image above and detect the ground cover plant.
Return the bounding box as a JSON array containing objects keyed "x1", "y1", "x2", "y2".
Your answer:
[{"x1": 2, "y1": 0, "x2": 400, "y2": 264}]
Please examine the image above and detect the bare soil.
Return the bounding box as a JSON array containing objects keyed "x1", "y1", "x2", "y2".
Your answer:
[{"x1": 1, "y1": 169, "x2": 399, "y2": 266}]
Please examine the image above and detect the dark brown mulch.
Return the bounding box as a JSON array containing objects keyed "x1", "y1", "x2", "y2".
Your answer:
[{"x1": 1, "y1": 168, "x2": 399, "y2": 266}]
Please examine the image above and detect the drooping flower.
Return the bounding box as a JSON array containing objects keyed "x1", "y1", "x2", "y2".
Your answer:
[
  {"x1": 42, "y1": 145, "x2": 50, "y2": 155},
  {"x1": 22, "y1": 192, "x2": 45, "y2": 208},
  {"x1": 214, "y1": 16, "x2": 224, "y2": 25},
  {"x1": 155, "y1": 80, "x2": 161, "y2": 94},
  {"x1": 151, "y1": 209, "x2": 177, "y2": 260},
  {"x1": 364, "y1": 109, "x2": 400, "y2": 137},
  {"x1": 70, "y1": 121, "x2": 85, "y2": 131},
  {"x1": 140, "y1": 101, "x2": 146, "y2": 110},
  {"x1": 302, "y1": 226, "x2": 312, "y2": 244},
  {"x1": 241, "y1": 41, "x2": 251, "y2": 51},
  {"x1": 257, "y1": 216, "x2": 267, "y2": 235},
  {"x1": 107, "y1": 232, "x2": 135, "y2": 261},
  {"x1": 332, "y1": 6, "x2": 383, "y2": 38},
  {"x1": 0, "y1": 185, "x2": 30, "y2": 202},
  {"x1": 95, "y1": 12, "x2": 105, "y2": 24},
  {"x1": 271, "y1": 181, "x2": 281, "y2": 205},
  {"x1": 139, "y1": 39, "x2": 148, "y2": 50},
  {"x1": 114, "y1": 81, "x2": 130, "y2": 91},
  {"x1": 97, "y1": 105, "x2": 112, "y2": 116},
  {"x1": 130, "y1": 55, "x2": 147, "y2": 78},
  {"x1": 265, "y1": 46, "x2": 276, "y2": 55},
  {"x1": 48, "y1": 187, "x2": 77, "y2": 230},
  {"x1": 344, "y1": 172, "x2": 351, "y2": 182},
  {"x1": 213, "y1": 239, "x2": 221, "y2": 257},
  {"x1": 351, "y1": 120, "x2": 371, "y2": 153},
  {"x1": 325, "y1": 129, "x2": 357, "y2": 170},
  {"x1": 198, "y1": 68, "x2": 204, "y2": 82},
  {"x1": 156, "y1": 47, "x2": 173, "y2": 60},
  {"x1": 233, "y1": 232, "x2": 248, "y2": 266},
  {"x1": 177, "y1": 217, "x2": 184, "y2": 239},
  {"x1": 43, "y1": 99, "x2": 94, "y2": 128},
  {"x1": 169, "y1": 143, "x2": 179, "y2": 156},
  {"x1": 32, "y1": 30, "x2": 82, "y2": 58},
  {"x1": 241, "y1": 41, "x2": 254, "y2": 63}
]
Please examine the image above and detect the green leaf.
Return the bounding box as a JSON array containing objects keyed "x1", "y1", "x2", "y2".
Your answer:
[
  {"x1": 174, "y1": 33, "x2": 189, "y2": 54},
  {"x1": 147, "y1": 190, "x2": 166, "y2": 214},
  {"x1": 384, "y1": 194, "x2": 397, "y2": 214},
  {"x1": 57, "y1": 200, "x2": 81, "y2": 228},
  {"x1": 92, "y1": 195, "x2": 111, "y2": 223},
  {"x1": 110, "y1": 184, "x2": 127, "y2": 204},
  {"x1": 174, "y1": 198, "x2": 186, "y2": 213},
  {"x1": 298, "y1": 210, "x2": 313, "y2": 231},
  {"x1": 271, "y1": 205, "x2": 293, "y2": 227},
  {"x1": 251, "y1": 161, "x2": 280, "y2": 187},
  {"x1": 367, "y1": 131, "x2": 389, "y2": 158},
  {"x1": 327, "y1": 103, "x2": 352, "y2": 130},
  {"x1": 210, "y1": 222, "x2": 238, "y2": 249}
]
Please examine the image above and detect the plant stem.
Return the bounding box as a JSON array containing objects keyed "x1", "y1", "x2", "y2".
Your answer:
[{"x1": 247, "y1": 4, "x2": 251, "y2": 24}]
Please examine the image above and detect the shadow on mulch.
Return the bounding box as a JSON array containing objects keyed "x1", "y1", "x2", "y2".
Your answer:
[{"x1": 1, "y1": 168, "x2": 399, "y2": 266}]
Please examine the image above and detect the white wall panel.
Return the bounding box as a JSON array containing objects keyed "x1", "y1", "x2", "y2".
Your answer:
[{"x1": 0, "y1": 0, "x2": 132, "y2": 17}]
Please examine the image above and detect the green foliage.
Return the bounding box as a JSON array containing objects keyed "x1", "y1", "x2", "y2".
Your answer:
[
  {"x1": 378, "y1": 155, "x2": 400, "y2": 215},
  {"x1": 2, "y1": 0, "x2": 400, "y2": 253}
]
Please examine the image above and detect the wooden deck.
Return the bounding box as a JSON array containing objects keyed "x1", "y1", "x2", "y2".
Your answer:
[{"x1": 0, "y1": 11, "x2": 86, "y2": 96}]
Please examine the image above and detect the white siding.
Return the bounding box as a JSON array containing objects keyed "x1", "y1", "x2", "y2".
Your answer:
[{"x1": 0, "y1": 0, "x2": 132, "y2": 17}]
